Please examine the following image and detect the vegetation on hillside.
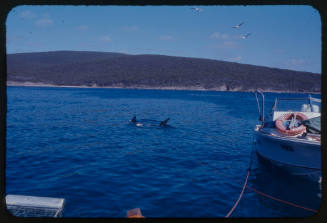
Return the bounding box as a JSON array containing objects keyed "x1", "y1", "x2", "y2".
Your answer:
[{"x1": 7, "y1": 51, "x2": 321, "y2": 92}]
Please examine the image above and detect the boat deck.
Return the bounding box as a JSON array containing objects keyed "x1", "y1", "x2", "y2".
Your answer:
[{"x1": 256, "y1": 126, "x2": 320, "y2": 143}]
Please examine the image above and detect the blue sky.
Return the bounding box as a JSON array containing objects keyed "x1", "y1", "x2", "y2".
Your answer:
[{"x1": 6, "y1": 5, "x2": 321, "y2": 73}]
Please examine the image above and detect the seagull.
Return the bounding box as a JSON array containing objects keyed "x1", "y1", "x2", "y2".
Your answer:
[
  {"x1": 241, "y1": 33, "x2": 251, "y2": 39},
  {"x1": 190, "y1": 7, "x2": 203, "y2": 12},
  {"x1": 232, "y1": 22, "x2": 244, "y2": 29}
]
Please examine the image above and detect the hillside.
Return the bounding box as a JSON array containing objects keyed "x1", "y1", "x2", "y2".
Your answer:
[{"x1": 6, "y1": 51, "x2": 321, "y2": 92}]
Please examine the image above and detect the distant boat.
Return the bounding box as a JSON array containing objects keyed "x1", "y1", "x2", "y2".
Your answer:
[{"x1": 253, "y1": 90, "x2": 321, "y2": 181}]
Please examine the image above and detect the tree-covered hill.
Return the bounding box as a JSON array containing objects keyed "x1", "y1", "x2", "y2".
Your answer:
[{"x1": 6, "y1": 51, "x2": 321, "y2": 92}]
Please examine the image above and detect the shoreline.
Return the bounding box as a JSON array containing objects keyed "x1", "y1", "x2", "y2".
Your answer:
[{"x1": 6, "y1": 81, "x2": 320, "y2": 94}]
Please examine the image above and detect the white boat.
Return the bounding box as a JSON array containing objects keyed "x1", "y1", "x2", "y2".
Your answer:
[{"x1": 253, "y1": 90, "x2": 321, "y2": 180}]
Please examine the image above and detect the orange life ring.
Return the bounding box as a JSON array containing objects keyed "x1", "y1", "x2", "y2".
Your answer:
[{"x1": 275, "y1": 112, "x2": 308, "y2": 136}]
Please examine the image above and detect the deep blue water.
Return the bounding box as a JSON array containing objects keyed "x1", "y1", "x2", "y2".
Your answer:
[{"x1": 6, "y1": 86, "x2": 321, "y2": 217}]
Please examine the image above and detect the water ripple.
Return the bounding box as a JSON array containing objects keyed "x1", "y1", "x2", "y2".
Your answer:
[{"x1": 6, "y1": 87, "x2": 321, "y2": 217}]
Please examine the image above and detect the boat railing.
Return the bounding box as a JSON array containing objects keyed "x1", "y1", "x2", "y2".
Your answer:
[
  {"x1": 254, "y1": 91, "x2": 320, "y2": 126},
  {"x1": 254, "y1": 89, "x2": 265, "y2": 125},
  {"x1": 309, "y1": 97, "x2": 321, "y2": 103},
  {"x1": 272, "y1": 95, "x2": 321, "y2": 113}
]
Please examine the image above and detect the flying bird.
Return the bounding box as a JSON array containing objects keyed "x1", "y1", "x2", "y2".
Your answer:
[
  {"x1": 232, "y1": 22, "x2": 244, "y2": 29},
  {"x1": 190, "y1": 7, "x2": 203, "y2": 12},
  {"x1": 241, "y1": 33, "x2": 251, "y2": 39}
]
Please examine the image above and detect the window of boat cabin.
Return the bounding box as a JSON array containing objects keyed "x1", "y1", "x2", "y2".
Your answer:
[{"x1": 276, "y1": 97, "x2": 321, "y2": 113}]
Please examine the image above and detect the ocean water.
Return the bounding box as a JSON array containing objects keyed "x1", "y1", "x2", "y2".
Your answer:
[{"x1": 5, "y1": 86, "x2": 322, "y2": 217}]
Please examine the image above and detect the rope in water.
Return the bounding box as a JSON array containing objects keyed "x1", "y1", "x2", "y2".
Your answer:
[
  {"x1": 225, "y1": 138, "x2": 255, "y2": 218},
  {"x1": 224, "y1": 169, "x2": 318, "y2": 217},
  {"x1": 225, "y1": 169, "x2": 251, "y2": 218},
  {"x1": 224, "y1": 137, "x2": 318, "y2": 217},
  {"x1": 246, "y1": 186, "x2": 318, "y2": 213}
]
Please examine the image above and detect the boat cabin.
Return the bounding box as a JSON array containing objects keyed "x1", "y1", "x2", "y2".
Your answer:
[{"x1": 270, "y1": 96, "x2": 321, "y2": 121}]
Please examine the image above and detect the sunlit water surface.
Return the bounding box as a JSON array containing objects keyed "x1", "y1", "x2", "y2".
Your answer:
[{"x1": 6, "y1": 87, "x2": 321, "y2": 217}]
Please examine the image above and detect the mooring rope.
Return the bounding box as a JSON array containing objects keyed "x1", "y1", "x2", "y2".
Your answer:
[
  {"x1": 224, "y1": 135, "x2": 318, "y2": 217},
  {"x1": 246, "y1": 186, "x2": 318, "y2": 213},
  {"x1": 225, "y1": 136, "x2": 256, "y2": 218},
  {"x1": 225, "y1": 169, "x2": 251, "y2": 218}
]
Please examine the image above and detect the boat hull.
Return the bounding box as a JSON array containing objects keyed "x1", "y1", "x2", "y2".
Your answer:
[{"x1": 254, "y1": 129, "x2": 321, "y2": 179}]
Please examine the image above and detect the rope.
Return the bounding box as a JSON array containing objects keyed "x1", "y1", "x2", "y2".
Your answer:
[
  {"x1": 246, "y1": 186, "x2": 318, "y2": 213},
  {"x1": 225, "y1": 137, "x2": 256, "y2": 218},
  {"x1": 225, "y1": 169, "x2": 250, "y2": 218},
  {"x1": 206, "y1": 133, "x2": 318, "y2": 217}
]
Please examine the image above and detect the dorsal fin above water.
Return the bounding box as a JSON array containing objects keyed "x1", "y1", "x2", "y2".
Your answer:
[
  {"x1": 131, "y1": 115, "x2": 137, "y2": 123},
  {"x1": 160, "y1": 118, "x2": 170, "y2": 126}
]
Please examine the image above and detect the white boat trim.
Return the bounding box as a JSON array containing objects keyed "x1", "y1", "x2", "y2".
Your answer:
[
  {"x1": 256, "y1": 129, "x2": 320, "y2": 148},
  {"x1": 256, "y1": 147, "x2": 321, "y2": 171}
]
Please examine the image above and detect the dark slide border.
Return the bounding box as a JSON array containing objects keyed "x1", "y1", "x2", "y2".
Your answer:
[{"x1": 0, "y1": 1, "x2": 326, "y2": 222}]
